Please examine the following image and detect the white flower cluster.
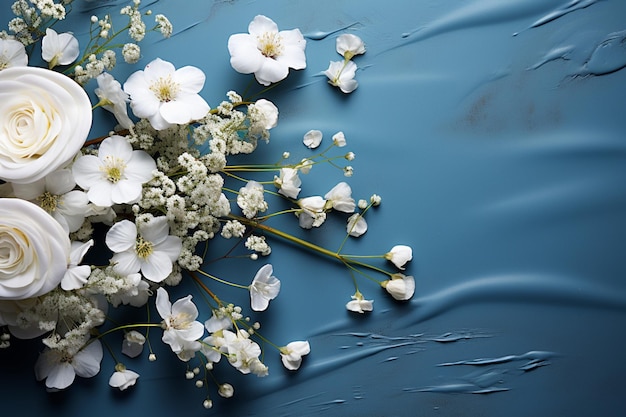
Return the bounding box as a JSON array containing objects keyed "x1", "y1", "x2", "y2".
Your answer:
[{"x1": 0, "y1": 7, "x2": 415, "y2": 411}]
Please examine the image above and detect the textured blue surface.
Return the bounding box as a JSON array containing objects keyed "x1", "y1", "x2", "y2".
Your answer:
[{"x1": 2, "y1": 0, "x2": 626, "y2": 416}]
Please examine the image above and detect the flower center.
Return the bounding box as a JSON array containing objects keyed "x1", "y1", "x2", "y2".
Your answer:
[
  {"x1": 0, "y1": 58, "x2": 8, "y2": 70},
  {"x1": 149, "y1": 75, "x2": 180, "y2": 102},
  {"x1": 38, "y1": 191, "x2": 59, "y2": 213},
  {"x1": 101, "y1": 155, "x2": 126, "y2": 183},
  {"x1": 135, "y1": 236, "x2": 154, "y2": 259},
  {"x1": 257, "y1": 32, "x2": 283, "y2": 58}
]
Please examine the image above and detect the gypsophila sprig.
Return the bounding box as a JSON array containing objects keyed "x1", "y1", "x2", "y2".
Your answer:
[{"x1": 0, "y1": 3, "x2": 415, "y2": 411}]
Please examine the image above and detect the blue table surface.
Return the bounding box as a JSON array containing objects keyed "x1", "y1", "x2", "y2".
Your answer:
[{"x1": 1, "y1": 0, "x2": 626, "y2": 416}]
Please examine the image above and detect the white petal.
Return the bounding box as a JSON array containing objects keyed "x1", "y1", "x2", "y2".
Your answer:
[
  {"x1": 155, "y1": 287, "x2": 172, "y2": 319},
  {"x1": 73, "y1": 340, "x2": 103, "y2": 378},
  {"x1": 248, "y1": 15, "x2": 278, "y2": 36},
  {"x1": 105, "y1": 220, "x2": 137, "y2": 252},
  {"x1": 141, "y1": 251, "x2": 173, "y2": 282},
  {"x1": 45, "y1": 363, "x2": 76, "y2": 389}
]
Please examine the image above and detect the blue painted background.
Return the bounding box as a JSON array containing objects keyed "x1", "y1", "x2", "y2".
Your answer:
[{"x1": 1, "y1": 0, "x2": 626, "y2": 416}]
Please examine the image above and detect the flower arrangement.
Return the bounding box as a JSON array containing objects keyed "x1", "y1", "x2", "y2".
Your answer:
[{"x1": 0, "y1": 0, "x2": 413, "y2": 409}]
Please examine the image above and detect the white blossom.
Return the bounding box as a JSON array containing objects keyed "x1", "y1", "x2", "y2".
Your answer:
[
  {"x1": 121, "y1": 330, "x2": 145, "y2": 358},
  {"x1": 156, "y1": 288, "x2": 204, "y2": 359},
  {"x1": 279, "y1": 340, "x2": 310, "y2": 370},
  {"x1": 95, "y1": 72, "x2": 134, "y2": 129},
  {"x1": 346, "y1": 292, "x2": 373, "y2": 313},
  {"x1": 297, "y1": 196, "x2": 327, "y2": 229},
  {"x1": 10, "y1": 169, "x2": 90, "y2": 233},
  {"x1": 34, "y1": 339, "x2": 103, "y2": 390},
  {"x1": 228, "y1": 15, "x2": 306, "y2": 85},
  {"x1": 106, "y1": 217, "x2": 182, "y2": 283},
  {"x1": 385, "y1": 245, "x2": 413, "y2": 270},
  {"x1": 124, "y1": 58, "x2": 210, "y2": 130},
  {"x1": 72, "y1": 135, "x2": 156, "y2": 207},
  {"x1": 383, "y1": 274, "x2": 415, "y2": 301},
  {"x1": 336, "y1": 34, "x2": 366, "y2": 59},
  {"x1": 332, "y1": 131, "x2": 347, "y2": 147},
  {"x1": 325, "y1": 60, "x2": 358, "y2": 93},
  {"x1": 274, "y1": 167, "x2": 301, "y2": 199},
  {"x1": 303, "y1": 129, "x2": 322, "y2": 149},
  {"x1": 0, "y1": 38, "x2": 27, "y2": 70},
  {"x1": 218, "y1": 383, "x2": 234, "y2": 398},
  {"x1": 109, "y1": 364, "x2": 139, "y2": 391},
  {"x1": 324, "y1": 182, "x2": 355, "y2": 213},
  {"x1": 237, "y1": 181, "x2": 268, "y2": 218},
  {"x1": 41, "y1": 28, "x2": 79, "y2": 68},
  {"x1": 346, "y1": 213, "x2": 367, "y2": 237},
  {"x1": 249, "y1": 264, "x2": 280, "y2": 311},
  {"x1": 61, "y1": 240, "x2": 94, "y2": 291}
]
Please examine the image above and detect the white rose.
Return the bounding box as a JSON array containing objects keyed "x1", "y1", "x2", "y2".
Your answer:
[
  {"x1": 0, "y1": 66, "x2": 92, "y2": 184},
  {"x1": 0, "y1": 198, "x2": 71, "y2": 300}
]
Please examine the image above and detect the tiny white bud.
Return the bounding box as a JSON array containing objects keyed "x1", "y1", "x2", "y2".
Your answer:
[
  {"x1": 282, "y1": 151, "x2": 290, "y2": 159},
  {"x1": 195, "y1": 380, "x2": 204, "y2": 388},
  {"x1": 205, "y1": 362, "x2": 214, "y2": 371},
  {"x1": 358, "y1": 199, "x2": 368, "y2": 209},
  {"x1": 203, "y1": 399, "x2": 213, "y2": 409},
  {"x1": 185, "y1": 371, "x2": 194, "y2": 379},
  {"x1": 250, "y1": 253, "x2": 259, "y2": 261},
  {"x1": 193, "y1": 367, "x2": 200, "y2": 375},
  {"x1": 148, "y1": 353, "x2": 157, "y2": 361},
  {"x1": 345, "y1": 152, "x2": 355, "y2": 161},
  {"x1": 90, "y1": 15, "x2": 98, "y2": 23}
]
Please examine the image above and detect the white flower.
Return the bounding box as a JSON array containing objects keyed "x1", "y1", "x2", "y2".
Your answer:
[
  {"x1": 95, "y1": 72, "x2": 134, "y2": 129},
  {"x1": 382, "y1": 274, "x2": 415, "y2": 301},
  {"x1": 61, "y1": 240, "x2": 94, "y2": 291},
  {"x1": 0, "y1": 66, "x2": 91, "y2": 184},
  {"x1": 237, "y1": 180, "x2": 268, "y2": 219},
  {"x1": 249, "y1": 264, "x2": 280, "y2": 311},
  {"x1": 274, "y1": 167, "x2": 301, "y2": 199},
  {"x1": 297, "y1": 196, "x2": 327, "y2": 229},
  {"x1": 220, "y1": 329, "x2": 264, "y2": 374},
  {"x1": 346, "y1": 292, "x2": 374, "y2": 313},
  {"x1": 121, "y1": 330, "x2": 145, "y2": 358},
  {"x1": 336, "y1": 34, "x2": 366, "y2": 59},
  {"x1": 34, "y1": 340, "x2": 103, "y2": 390},
  {"x1": 156, "y1": 287, "x2": 205, "y2": 357},
  {"x1": 324, "y1": 182, "x2": 355, "y2": 213},
  {"x1": 303, "y1": 129, "x2": 322, "y2": 149},
  {"x1": 228, "y1": 15, "x2": 306, "y2": 86},
  {"x1": 332, "y1": 131, "x2": 347, "y2": 147},
  {"x1": 0, "y1": 38, "x2": 27, "y2": 70},
  {"x1": 249, "y1": 98, "x2": 278, "y2": 130},
  {"x1": 108, "y1": 273, "x2": 150, "y2": 308},
  {"x1": 72, "y1": 135, "x2": 156, "y2": 207},
  {"x1": 218, "y1": 383, "x2": 234, "y2": 398},
  {"x1": 105, "y1": 217, "x2": 182, "y2": 283},
  {"x1": 124, "y1": 58, "x2": 210, "y2": 130},
  {"x1": 279, "y1": 341, "x2": 310, "y2": 370},
  {"x1": 346, "y1": 213, "x2": 368, "y2": 237},
  {"x1": 0, "y1": 198, "x2": 70, "y2": 300},
  {"x1": 385, "y1": 245, "x2": 413, "y2": 270},
  {"x1": 109, "y1": 364, "x2": 139, "y2": 391},
  {"x1": 325, "y1": 60, "x2": 358, "y2": 93},
  {"x1": 41, "y1": 28, "x2": 79, "y2": 68},
  {"x1": 10, "y1": 168, "x2": 90, "y2": 233}
]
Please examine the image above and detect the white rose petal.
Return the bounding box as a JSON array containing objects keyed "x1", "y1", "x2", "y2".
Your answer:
[{"x1": 0, "y1": 66, "x2": 92, "y2": 184}]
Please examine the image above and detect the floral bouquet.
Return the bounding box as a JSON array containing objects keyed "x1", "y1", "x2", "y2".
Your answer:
[{"x1": 0, "y1": 0, "x2": 413, "y2": 409}]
